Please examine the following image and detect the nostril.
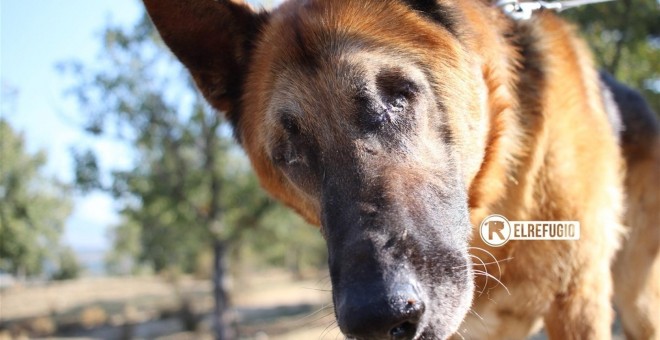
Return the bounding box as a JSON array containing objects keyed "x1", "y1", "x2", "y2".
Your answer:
[
  {"x1": 396, "y1": 295, "x2": 425, "y2": 321},
  {"x1": 388, "y1": 293, "x2": 424, "y2": 339},
  {"x1": 338, "y1": 283, "x2": 425, "y2": 339},
  {"x1": 390, "y1": 321, "x2": 417, "y2": 339},
  {"x1": 405, "y1": 298, "x2": 419, "y2": 313}
]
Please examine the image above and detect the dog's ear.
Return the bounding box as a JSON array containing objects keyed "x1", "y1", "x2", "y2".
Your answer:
[{"x1": 143, "y1": 0, "x2": 267, "y2": 128}]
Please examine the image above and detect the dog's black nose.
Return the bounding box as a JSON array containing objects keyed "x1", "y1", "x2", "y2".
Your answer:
[{"x1": 340, "y1": 283, "x2": 425, "y2": 340}]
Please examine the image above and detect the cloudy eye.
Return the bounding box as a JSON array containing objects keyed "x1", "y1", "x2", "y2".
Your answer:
[
  {"x1": 382, "y1": 78, "x2": 417, "y2": 109},
  {"x1": 273, "y1": 114, "x2": 306, "y2": 167},
  {"x1": 357, "y1": 69, "x2": 420, "y2": 131},
  {"x1": 284, "y1": 143, "x2": 304, "y2": 166},
  {"x1": 272, "y1": 139, "x2": 305, "y2": 167},
  {"x1": 377, "y1": 68, "x2": 419, "y2": 105},
  {"x1": 386, "y1": 93, "x2": 408, "y2": 113}
]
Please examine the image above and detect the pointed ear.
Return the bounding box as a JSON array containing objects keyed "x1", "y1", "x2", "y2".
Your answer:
[{"x1": 143, "y1": 0, "x2": 267, "y2": 128}]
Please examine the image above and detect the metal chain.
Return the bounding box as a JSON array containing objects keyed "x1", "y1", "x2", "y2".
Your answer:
[{"x1": 495, "y1": 0, "x2": 616, "y2": 20}]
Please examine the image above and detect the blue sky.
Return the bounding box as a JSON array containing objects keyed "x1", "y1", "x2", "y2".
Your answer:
[
  {"x1": 2, "y1": 0, "x2": 142, "y2": 252},
  {"x1": 1, "y1": 1, "x2": 278, "y2": 255}
]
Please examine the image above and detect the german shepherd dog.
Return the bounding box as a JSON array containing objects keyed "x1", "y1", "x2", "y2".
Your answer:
[{"x1": 143, "y1": 0, "x2": 659, "y2": 338}]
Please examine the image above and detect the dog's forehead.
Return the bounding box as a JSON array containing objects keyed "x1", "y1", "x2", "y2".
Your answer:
[
  {"x1": 268, "y1": 51, "x2": 427, "y2": 114},
  {"x1": 262, "y1": 0, "x2": 454, "y2": 63},
  {"x1": 243, "y1": 0, "x2": 466, "y2": 148},
  {"x1": 259, "y1": 1, "x2": 442, "y2": 115},
  {"x1": 265, "y1": 1, "x2": 369, "y2": 72}
]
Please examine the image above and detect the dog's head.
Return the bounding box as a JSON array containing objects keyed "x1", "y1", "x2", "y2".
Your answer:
[{"x1": 145, "y1": 0, "x2": 497, "y2": 338}]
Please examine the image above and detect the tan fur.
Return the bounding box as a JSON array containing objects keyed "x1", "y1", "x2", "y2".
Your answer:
[
  {"x1": 613, "y1": 137, "x2": 660, "y2": 340},
  {"x1": 456, "y1": 10, "x2": 626, "y2": 340},
  {"x1": 143, "y1": 0, "x2": 659, "y2": 338}
]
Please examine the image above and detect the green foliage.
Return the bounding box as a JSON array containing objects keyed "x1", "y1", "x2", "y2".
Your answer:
[
  {"x1": 0, "y1": 119, "x2": 72, "y2": 277},
  {"x1": 564, "y1": 0, "x2": 660, "y2": 112},
  {"x1": 239, "y1": 205, "x2": 327, "y2": 275},
  {"x1": 104, "y1": 219, "x2": 142, "y2": 275},
  {"x1": 51, "y1": 246, "x2": 82, "y2": 281},
  {"x1": 72, "y1": 148, "x2": 102, "y2": 193}
]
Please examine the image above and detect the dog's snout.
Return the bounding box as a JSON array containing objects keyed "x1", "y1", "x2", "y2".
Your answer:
[
  {"x1": 340, "y1": 283, "x2": 425, "y2": 340},
  {"x1": 388, "y1": 294, "x2": 425, "y2": 339}
]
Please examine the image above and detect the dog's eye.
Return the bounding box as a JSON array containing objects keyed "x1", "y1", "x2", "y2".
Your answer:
[
  {"x1": 272, "y1": 138, "x2": 319, "y2": 195},
  {"x1": 281, "y1": 114, "x2": 300, "y2": 136},
  {"x1": 377, "y1": 69, "x2": 419, "y2": 103},
  {"x1": 355, "y1": 70, "x2": 420, "y2": 132},
  {"x1": 385, "y1": 93, "x2": 408, "y2": 112},
  {"x1": 357, "y1": 88, "x2": 415, "y2": 132},
  {"x1": 273, "y1": 141, "x2": 305, "y2": 167},
  {"x1": 274, "y1": 115, "x2": 307, "y2": 167}
]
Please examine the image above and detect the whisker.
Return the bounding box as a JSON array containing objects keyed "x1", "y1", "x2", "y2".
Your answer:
[
  {"x1": 313, "y1": 274, "x2": 333, "y2": 287},
  {"x1": 311, "y1": 310, "x2": 336, "y2": 327},
  {"x1": 468, "y1": 247, "x2": 512, "y2": 279},
  {"x1": 468, "y1": 308, "x2": 485, "y2": 321},
  {"x1": 468, "y1": 308, "x2": 492, "y2": 339},
  {"x1": 296, "y1": 302, "x2": 334, "y2": 323},
  {"x1": 456, "y1": 330, "x2": 466, "y2": 340},
  {"x1": 319, "y1": 319, "x2": 339, "y2": 339},
  {"x1": 302, "y1": 287, "x2": 333, "y2": 292},
  {"x1": 469, "y1": 254, "x2": 489, "y2": 297},
  {"x1": 472, "y1": 269, "x2": 510, "y2": 295},
  {"x1": 454, "y1": 256, "x2": 514, "y2": 269}
]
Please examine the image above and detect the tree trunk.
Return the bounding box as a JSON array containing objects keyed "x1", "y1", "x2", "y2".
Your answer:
[
  {"x1": 213, "y1": 240, "x2": 236, "y2": 340},
  {"x1": 213, "y1": 239, "x2": 234, "y2": 339}
]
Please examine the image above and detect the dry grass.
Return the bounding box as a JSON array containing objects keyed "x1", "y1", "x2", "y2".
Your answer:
[
  {"x1": 233, "y1": 270, "x2": 331, "y2": 307},
  {"x1": 0, "y1": 270, "x2": 341, "y2": 339},
  {"x1": 0, "y1": 271, "x2": 623, "y2": 339},
  {"x1": 1, "y1": 276, "x2": 209, "y2": 321}
]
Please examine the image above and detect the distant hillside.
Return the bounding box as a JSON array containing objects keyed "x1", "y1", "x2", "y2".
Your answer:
[{"x1": 74, "y1": 248, "x2": 107, "y2": 276}]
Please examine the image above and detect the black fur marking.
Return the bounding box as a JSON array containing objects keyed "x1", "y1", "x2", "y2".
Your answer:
[
  {"x1": 400, "y1": 0, "x2": 461, "y2": 37},
  {"x1": 599, "y1": 71, "x2": 660, "y2": 149},
  {"x1": 290, "y1": 16, "x2": 322, "y2": 73},
  {"x1": 437, "y1": 108, "x2": 454, "y2": 146},
  {"x1": 230, "y1": 11, "x2": 270, "y2": 144},
  {"x1": 511, "y1": 22, "x2": 547, "y2": 129}
]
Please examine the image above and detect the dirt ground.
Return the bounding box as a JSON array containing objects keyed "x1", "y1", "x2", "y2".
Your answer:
[
  {"x1": 0, "y1": 271, "x2": 623, "y2": 339},
  {"x1": 0, "y1": 270, "x2": 341, "y2": 339}
]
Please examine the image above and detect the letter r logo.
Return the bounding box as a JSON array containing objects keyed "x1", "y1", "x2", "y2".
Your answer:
[
  {"x1": 479, "y1": 215, "x2": 511, "y2": 247},
  {"x1": 488, "y1": 221, "x2": 505, "y2": 240}
]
